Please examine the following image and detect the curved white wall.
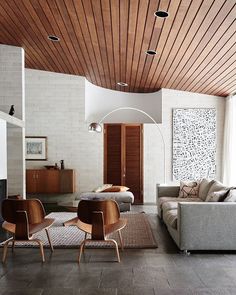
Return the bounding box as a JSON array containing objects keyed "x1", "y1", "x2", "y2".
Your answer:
[{"x1": 85, "y1": 80, "x2": 162, "y2": 124}]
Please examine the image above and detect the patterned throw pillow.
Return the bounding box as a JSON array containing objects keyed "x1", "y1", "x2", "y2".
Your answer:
[
  {"x1": 224, "y1": 189, "x2": 236, "y2": 202},
  {"x1": 205, "y1": 190, "x2": 229, "y2": 202},
  {"x1": 178, "y1": 181, "x2": 199, "y2": 198}
]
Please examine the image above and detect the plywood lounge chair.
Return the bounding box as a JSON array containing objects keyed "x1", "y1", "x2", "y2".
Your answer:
[
  {"x1": 1, "y1": 199, "x2": 54, "y2": 263},
  {"x1": 77, "y1": 199, "x2": 127, "y2": 263}
]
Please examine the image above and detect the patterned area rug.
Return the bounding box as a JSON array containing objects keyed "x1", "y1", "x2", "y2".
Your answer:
[{"x1": 5, "y1": 212, "x2": 157, "y2": 249}]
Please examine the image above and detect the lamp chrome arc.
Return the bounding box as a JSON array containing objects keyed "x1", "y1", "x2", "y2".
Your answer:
[{"x1": 88, "y1": 106, "x2": 166, "y2": 183}]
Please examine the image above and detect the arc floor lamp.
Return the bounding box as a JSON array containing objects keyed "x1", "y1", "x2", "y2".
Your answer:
[{"x1": 88, "y1": 107, "x2": 166, "y2": 184}]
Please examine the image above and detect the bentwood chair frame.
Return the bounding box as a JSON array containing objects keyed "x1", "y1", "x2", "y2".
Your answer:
[
  {"x1": 77, "y1": 199, "x2": 127, "y2": 263},
  {"x1": 1, "y1": 199, "x2": 54, "y2": 263}
]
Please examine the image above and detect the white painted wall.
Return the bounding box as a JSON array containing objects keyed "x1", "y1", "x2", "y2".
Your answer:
[
  {"x1": 144, "y1": 88, "x2": 225, "y2": 203},
  {"x1": 0, "y1": 119, "x2": 7, "y2": 180},
  {"x1": 25, "y1": 69, "x2": 103, "y2": 194},
  {"x1": 85, "y1": 80, "x2": 162, "y2": 124}
]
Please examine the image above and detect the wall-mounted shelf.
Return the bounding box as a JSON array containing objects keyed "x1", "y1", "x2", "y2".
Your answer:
[{"x1": 0, "y1": 110, "x2": 24, "y2": 128}]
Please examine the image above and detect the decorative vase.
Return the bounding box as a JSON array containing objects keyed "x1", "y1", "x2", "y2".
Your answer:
[
  {"x1": 9, "y1": 105, "x2": 15, "y2": 116},
  {"x1": 60, "y1": 160, "x2": 65, "y2": 170}
]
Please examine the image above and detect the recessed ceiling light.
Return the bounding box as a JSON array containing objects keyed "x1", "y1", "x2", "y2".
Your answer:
[
  {"x1": 154, "y1": 10, "x2": 169, "y2": 18},
  {"x1": 145, "y1": 50, "x2": 157, "y2": 56},
  {"x1": 117, "y1": 82, "x2": 128, "y2": 87},
  {"x1": 48, "y1": 35, "x2": 60, "y2": 42}
]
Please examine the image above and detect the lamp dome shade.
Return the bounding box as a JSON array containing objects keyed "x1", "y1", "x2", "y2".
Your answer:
[{"x1": 88, "y1": 122, "x2": 102, "y2": 133}]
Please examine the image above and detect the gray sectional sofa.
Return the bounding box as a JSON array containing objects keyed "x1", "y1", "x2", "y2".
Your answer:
[{"x1": 157, "y1": 180, "x2": 236, "y2": 252}]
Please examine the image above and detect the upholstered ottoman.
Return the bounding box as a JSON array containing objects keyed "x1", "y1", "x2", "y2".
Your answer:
[{"x1": 78, "y1": 192, "x2": 134, "y2": 212}]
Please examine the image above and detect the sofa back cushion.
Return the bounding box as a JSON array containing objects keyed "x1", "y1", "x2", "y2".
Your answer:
[
  {"x1": 178, "y1": 181, "x2": 199, "y2": 198},
  {"x1": 207, "y1": 181, "x2": 229, "y2": 196},
  {"x1": 198, "y1": 179, "x2": 215, "y2": 201}
]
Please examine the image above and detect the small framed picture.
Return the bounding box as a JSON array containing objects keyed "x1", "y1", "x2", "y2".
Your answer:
[{"x1": 25, "y1": 136, "x2": 47, "y2": 161}]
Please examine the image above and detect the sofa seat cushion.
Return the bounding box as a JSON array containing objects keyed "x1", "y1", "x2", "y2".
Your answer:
[
  {"x1": 159, "y1": 197, "x2": 202, "y2": 210},
  {"x1": 163, "y1": 209, "x2": 178, "y2": 230},
  {"x1": 162, "y1": 198, "x2": 202, "y2": 213}
]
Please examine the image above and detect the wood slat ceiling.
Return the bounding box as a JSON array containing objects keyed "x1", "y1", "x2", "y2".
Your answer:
[{"x1": 0, "y1": 0, "x2": 235, "y2": 97}]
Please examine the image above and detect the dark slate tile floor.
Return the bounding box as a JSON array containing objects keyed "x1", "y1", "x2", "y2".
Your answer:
[{"x1": 1, "y1": 205, "x2": 236, "y2": 294}]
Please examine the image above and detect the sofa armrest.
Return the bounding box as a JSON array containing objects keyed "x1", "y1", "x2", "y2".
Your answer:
[
  {"x1": 178, "y1": 202, "x2": 236, "y2": 250},
  {"x1": 156, "y1": 184, "x2": 180, "y2": 200}
]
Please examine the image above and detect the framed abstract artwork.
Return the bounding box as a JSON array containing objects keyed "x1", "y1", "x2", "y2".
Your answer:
[
  {"x1": 172, "y1": 108, "x2": 216, "y2": 181},
  {"x1": 25, "y1": 136, "x2": 47, "y2": 161}
]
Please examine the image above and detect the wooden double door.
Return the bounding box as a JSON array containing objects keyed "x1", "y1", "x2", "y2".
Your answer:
[{"x1": 104, "y1": 124, "x2": 143, "y2": 204}]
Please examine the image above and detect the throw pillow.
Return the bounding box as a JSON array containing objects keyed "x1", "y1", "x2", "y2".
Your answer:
[
  {"x1": 207, "y1": 180, "x2": 229, "y2": 196},
  {"x1": 178, "y1": 181, "x2": 199, "y2": 198},
  {"x1": 93, "y1": 184, "x2": 113, "y2": 193},
  {"x1": 205, "y1": 190, "x2": 229, "y2": 202},
  {"x1": 198, "y1": 179, "x2": 215, "y2": 201},
  {"x1": 224, "y1": 189, "x2": 236, "y2": 202},
  {"x1": 102, "y1": 186, "x2": 130, "y2": 192}
]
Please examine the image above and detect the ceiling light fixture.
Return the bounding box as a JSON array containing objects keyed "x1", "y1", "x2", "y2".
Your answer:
[
  {"x1": 154, "y1": 10, "x2": 169, "y2": 18},
  {"x1": 145, "y1": 50, "x2": 157, "y2": 56},
  {"x1": 47, "y1": 35, "x2": 60, "y2": 42},
  {"x1": 117, "y1": 82, "x2": 128, "y2": 87}
]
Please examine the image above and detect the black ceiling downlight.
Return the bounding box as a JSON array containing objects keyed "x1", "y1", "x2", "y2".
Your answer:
[
  {"x1": 48, "y1": 35, "x2": 60, "y2": 42},
  {"x1": 154, "y1": 10, "x2": 169, "y2": 18},
  {"x1": 117, "y1": 82, "x2": 128, "y2": 87},
  {"x1": 145, "y1": 50, "x2": 157, "y2": 56}
]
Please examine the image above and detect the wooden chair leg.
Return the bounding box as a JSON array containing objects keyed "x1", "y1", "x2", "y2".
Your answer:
[
  {"x1": 45, "y1": 228, "x2": 54, "y2": 252},
  {"x1": 108, "y1": 239, "x2": 120, "y2": 263},
  {"x1": 78, "y1": 240, "x2": 86, "y2": 263},
  {"x1": 2, "y1": 238, "x2": 13, "y2": 263},
  {"x1": 33, "y1": 239, "x2": 45, "y2": 262},
  {"x1": 118, "y1": 230, "x2": 124, "y2": 251}
]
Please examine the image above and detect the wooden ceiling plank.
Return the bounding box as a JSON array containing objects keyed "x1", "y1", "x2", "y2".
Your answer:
[
  {"x1": 55, "y1": 0, "x2": 93, "y2": 79},
  {"x1": 82, "y1": 0, "x2": 107, "y2": 88},
  {"x1": 201, "y1": 61, "x2": 236, "y2": 94},
  {"x1": 176, "y1": 4, "x2": 236, "y2": 90},
  {"x1": 45, "y1": 0, "x2": 84, "y2": 76},
  {"x1": 195, "y1": 53, "x2": 236, "y2": 93},
  {"x1": 91, "y1": 0, "x2": 112, "y2": 89},
  {"x1": 0, "y1": 1, "x2": 54, "y2": 72},
  {"x1": 13, "y1": 0, "x2": 66, "y2": 74},
  {"x1": 213, "y1": 77, "x2": 236, "y2": 96},
  {"x1": 152, "y1": 0, "x2": 205, "y2": 90},
  {"x1": 64, "y1": 0, "x2": 97, "y2": 84},
  {"x1": 167, "y1": 0, "x2": 233, "y2": 89},
  {"x1": 73, "y1": 0, "x2": 102, "y2": 86},
  {"x1": 143, "y1": 0, "x2": 181, "y2": 90},
  {"x1": 119, "y1": 0, "x2": 129, "y2": 92},
  {"x1": 36, "y1": 0, "x2": 78, "y2": 75},
  {"x1": 151, "y1": 0, "x2": 198, "y2": 90},
  {"x1": 133, "y1": 0, "x2": 159, "y2": 90},
  {"x1": 207, "y1": 69, "x2": 236, "y2": 95},
  {"x1": 125, "y1": 0, "x2": 139, "y2": 92},
  {"x1": 222, "y1": 84, "x2": 236, "y2": 96},
  {"x1": 188, "y1": 34, "x2": 236, "y2": 92},
  {"x1": 54, "y1": 0, "x2": 89, "y2": 77},
  {"x1": 138, "y1": 0, "x2": 169, "y2": 92},
  {"x1": 101, "y1": 0, "x2": 116, "y2": 89},
  {"x1": 129, "y1": 0, "x2": 150, "y2": 92},
  {"x1": 110, "y1": 0, "x2": 121, "y2": 91}
]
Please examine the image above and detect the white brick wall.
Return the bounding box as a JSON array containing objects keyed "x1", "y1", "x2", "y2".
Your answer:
[
  {"x1": 25, "y1": 69, "x2": 103, "y2": 194},
  {"x1": 0, "y1": 44, "x2": 25, "y2": 197}
]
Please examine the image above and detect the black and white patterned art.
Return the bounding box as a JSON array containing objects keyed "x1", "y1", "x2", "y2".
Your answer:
[{"x1": 173, "y1": 108, "x2": 216, "y2": 181}]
